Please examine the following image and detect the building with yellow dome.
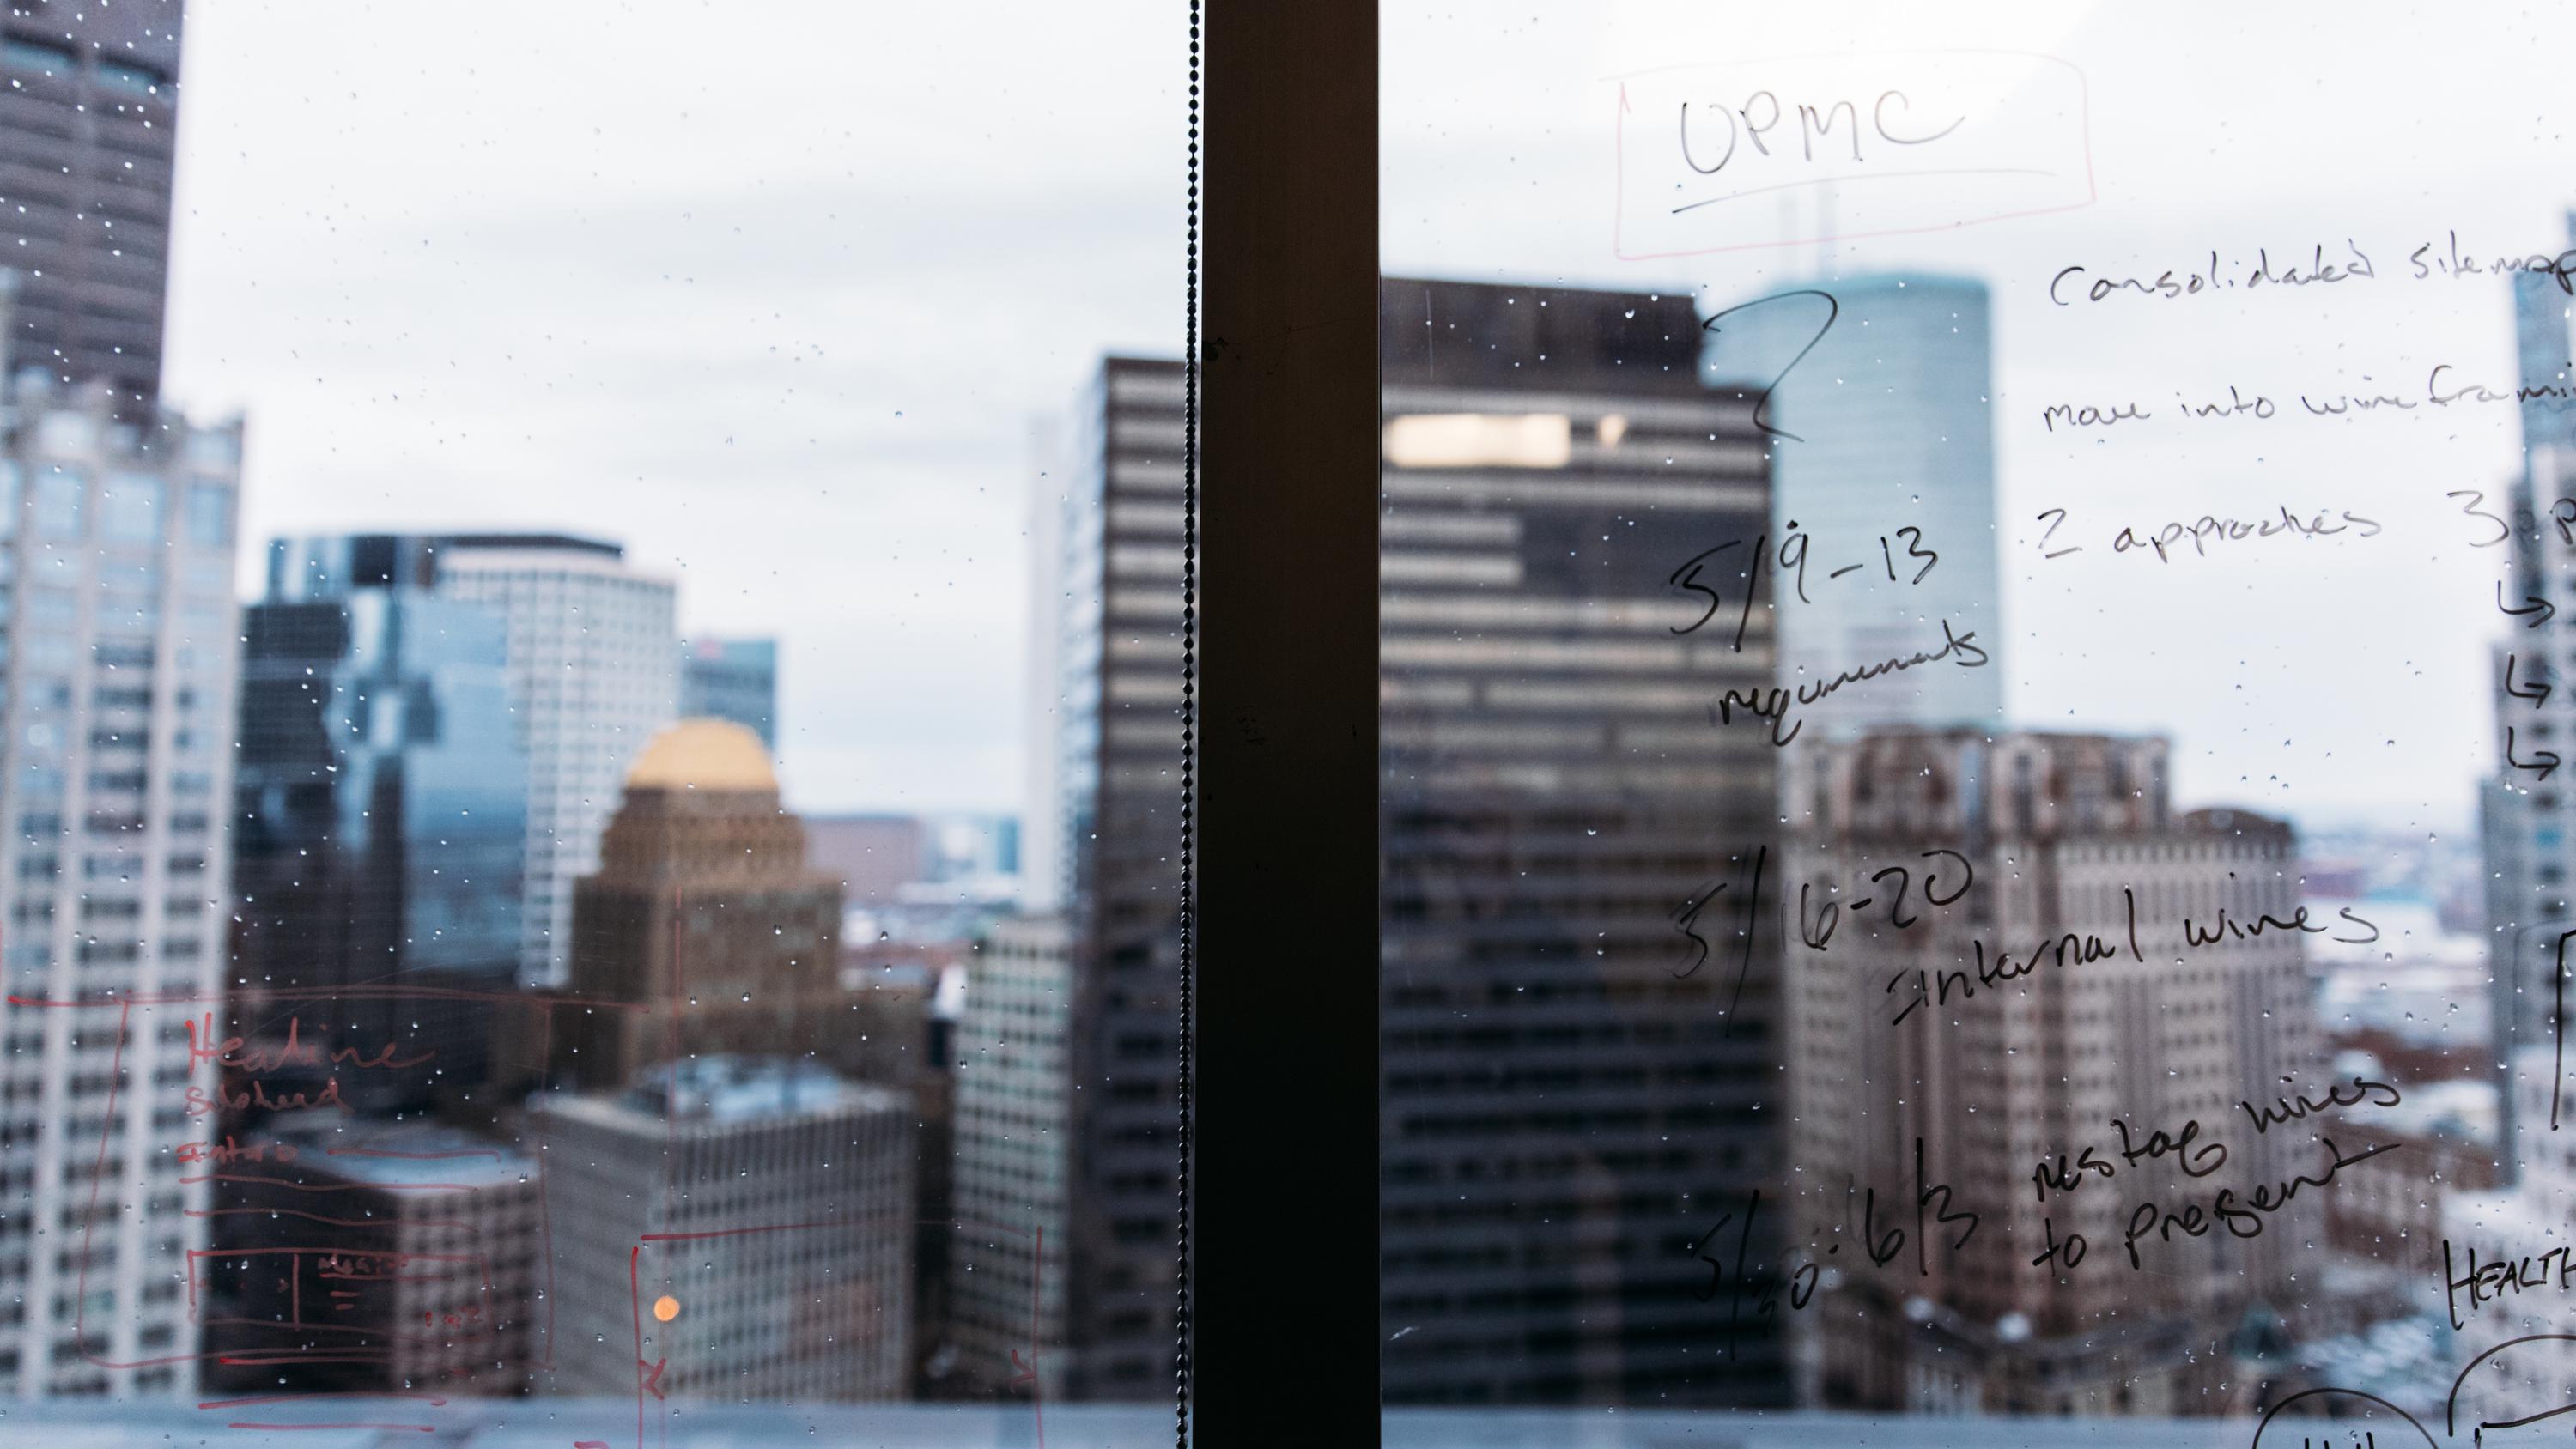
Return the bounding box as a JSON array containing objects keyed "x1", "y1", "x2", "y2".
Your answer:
[{"x1": 535, "y1": 718, "x2": 850, "y2": 1093}]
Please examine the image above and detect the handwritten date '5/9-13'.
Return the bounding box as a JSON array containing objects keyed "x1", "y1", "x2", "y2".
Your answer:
[{"x1": 1669, "y1": 523, "x2": 1938, "y2": 646}]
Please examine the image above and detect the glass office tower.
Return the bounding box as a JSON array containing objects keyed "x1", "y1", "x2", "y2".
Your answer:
[
  {"x1": 1702, "y1": 273, "x2": 2003, "y2": 736},
  {"x1": 234, "y1": 533, "x2": 526, "y2": 1108}
]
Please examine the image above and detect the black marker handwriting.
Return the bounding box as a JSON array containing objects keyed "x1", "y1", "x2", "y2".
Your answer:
[
  {"x1": 1700, "y1": 289, "x2": 1837, "y2": 442},
  {"x1": 1669, "y1": 522, "x2": 1941, "y2": 640},
  {"x1": 2120, "y1": 1137, "x2": 2401, "y2": 1271},
  {"x1": 2237, "y1": 1075, "x2": 2401, "y2": 1137},
  {"x1": 1710, "y1": 621, "x2": 1987, "y2": 747},
  {"x1": 2443, "y1": 1239, "x2": 2576, "y2": 1331},
  {"x1": 2051, "y1": 242, "x2": 2379, "y2": 306},
  {"x1": 1675, "y1": 91, "x2": 1962, "y2": 185},
  {"x1": 1795, "y1": 848, "x2": 1973, "y2": 952},
  {"x1": 1886, "y1": 888, "x2": 2142, "y2": 1026}
]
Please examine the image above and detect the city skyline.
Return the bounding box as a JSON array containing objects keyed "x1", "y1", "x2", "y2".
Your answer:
[
  {"x1": 143, "y1": 1, "x2": 2559, "y2": 830},
  {"x1": 157, "y1": 1, "x2": 1181, "y2": 820},
  {"x1": 0, "y1": 0, "x2": 2542, "y2": 1434}
]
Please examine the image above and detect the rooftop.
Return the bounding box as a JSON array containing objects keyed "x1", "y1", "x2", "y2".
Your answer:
[
  {"x1": 435, "y1": 530, "x2": 623, "y2": 559},
  {"x1": 625, "y1": 717, "x2": 777, "y2": 792},
  {"x1": 536, "y1": 1054, "x2": 903, "y2": 1135},
  {"x1": 259, "y1": 1118, "x2": 534, "y2": 1191}
]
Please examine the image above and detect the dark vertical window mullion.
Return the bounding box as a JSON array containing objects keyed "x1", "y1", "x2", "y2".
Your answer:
[{"x1": 1198, "y1": 0, "x2": 1381, "y2": 1440}]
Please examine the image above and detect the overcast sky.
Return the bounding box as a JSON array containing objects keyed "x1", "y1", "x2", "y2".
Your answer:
[
  {"x1": 162, "y1": 1, "x2": 1183, "y2": 815},
  {"x1": 1400, "y1": 0, "x2": 2572, "y2": 834},
  {"x1": 162, "y1": 2, "x2": 2560, "y2": 834}
]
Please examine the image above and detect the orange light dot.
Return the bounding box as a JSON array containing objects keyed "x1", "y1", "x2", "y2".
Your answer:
[{"x1": 652, "y1": 1294, "x2": 681, "y2": 1323}]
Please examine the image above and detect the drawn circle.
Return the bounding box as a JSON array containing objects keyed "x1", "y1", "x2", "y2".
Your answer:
[{"x1": 2250, "y1": 1386, "x2": 2435, "y2": 1448}]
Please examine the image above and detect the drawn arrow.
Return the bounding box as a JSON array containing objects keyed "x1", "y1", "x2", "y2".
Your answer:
[
  {"x1": 2508, "y1": 725, "x2": 2561, "y2": 782},
  {"x1": 2500, "y1": 580, "x2": 2558, "y2": 628},
  {"x1": 2508, "y1": 652, "x2": 2555, "y2": 707}
]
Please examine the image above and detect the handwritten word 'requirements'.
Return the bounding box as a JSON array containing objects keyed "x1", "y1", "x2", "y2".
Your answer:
[{"x1": 1710, "y1": 623, "x2": 1989, "y2": 746}]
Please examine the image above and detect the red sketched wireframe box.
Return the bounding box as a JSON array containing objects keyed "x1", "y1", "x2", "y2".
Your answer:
[
  {"x1": 1610, "y1": 51, "x2": 2095, "y2": 259},
  {"x1": 1, "y1": 984, "x2": 645, "y2": 1438}
]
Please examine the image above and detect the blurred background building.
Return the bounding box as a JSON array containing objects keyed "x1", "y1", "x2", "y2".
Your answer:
[
  {"x1": 234, "y1": 533, "x2": 527, "y2": 1112},
  {"x1": 1783, "y1": 730, "x2": 2322, "y2": 1414},
  {"x1": 434, "y1": 533, "x2": 677, "y2": 989},
  {"x1": 1700, "y1": 273, "x2": 2002, "y2": 737},
  {"x1": 0, "y1": 375, "x2": 240, "y2": 1397},
  {"x1": 1375, "y1": 277, "x2": 1783, "y2": 1404},
  {"x1": 2487, "y1": 218, "x2": 2576, "y2": 1163},
  {"x1": 679, "y1": 634, "x2": 777, "y2": 747},
  {"x1": 540, "y1": 719, "x2": 841, "y2": 1091},
  {"x1": 534, "y1": 1055, "x2": 914, "y2": 1402},
  {"x1": 947, "y1": 913, "x2": 1072, "y2": 1400},
  {"x1": 208, "y1": 1116, "x2": 541, "y2": 1397},
  {"x1": 1024, "y1": 355, "x2": 1188, "y2": 1397},
  {"x1": 0, "y1": 0, "x2": 227, "y2": 1401},
  {"x1": 0, "y1": 1, "x2": 183, "y2": 416}
]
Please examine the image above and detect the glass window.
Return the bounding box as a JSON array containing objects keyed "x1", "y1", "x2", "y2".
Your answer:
[
  {"x1": 26, "y1": 591, "x2": 74, "y2": 629},
  {"x1": 2, "y1": 39, "x2": 70, "y2": 79},
  {"x1": 1370, "y1": 3, "x2": 2573, "y2": 1440},
  {"x1": 92, "y1": 60, "x2": 162, "y2": 96},
  {"x1": 31, "y1": 469, "x2": 80, "y2": 537},
  {"x1": 96, "y1": 476, "x2": 160, "y2": 544},
  {"x1": 182, "y1": 482, "x2": 228, "y2": 547},
  {"x1": 0, "y1": 0, "x2": 1187, "y2": 1438}
]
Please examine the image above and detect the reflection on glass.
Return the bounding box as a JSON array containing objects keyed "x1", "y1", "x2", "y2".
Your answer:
[
  {"x1": 1380, "y1": 2, "x2": 2576, "y2": 1439},
  {"x1": 0, "y1": 0, "x2": 1178, "y2": 1440},
  {"x1": 1379, "y1": 278, "x2": 1783, "y2": 1404}
]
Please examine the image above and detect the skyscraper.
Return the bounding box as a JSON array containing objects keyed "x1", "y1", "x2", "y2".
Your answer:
[
  {"x1": 534, "y1": 1055, "x2": 914, "y2": 1403},
  {"x1": 0, "y1": 2, "x2": 185, "y2": 413},
  {"x1": 951, "y1": 914, "x2": 1072, "y2": 1398},
  {"x1": 209, "y1": 1117, "x2": 541, "y2": 1397},
  {"x1": 678, "y1": 635, "x2": 777, "y2": 746},
  {"x1": 2485, "y1": 240, "x2": 2576, "y2": 1161},
  {"x1": 0, "y1": 373, "x2": 243, "y2": 1397},
  {"x1": 1376, "y1": 277, "x2": 1783, "y2": 1404},
  {"x1": 1701, "y1": 273, "x2": 2002, "y2": 735},
  {"x1": 232, "y1": 533, "x2": 526, "y2": 1110},
  {"x1": 434, "y1": 534, "x2": 677, "y2": 987},
  {"x1": 2511, "y1": 225, "x2": 2576, "y2": 457},
  {"x1": 544, "y1": 718, "x2": 842, "y2": 1093},
  {"x1": 1043, "y1": 355, "x2": 1187, "y2": 1397},
  {"x1": 1783, "y1": 729, "x2": 2323, "y2": 1414}
]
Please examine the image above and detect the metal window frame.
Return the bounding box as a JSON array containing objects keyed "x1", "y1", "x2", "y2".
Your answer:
[{"x1": 1198, "y1": 0, "x2": 1381, "y2": 1440}]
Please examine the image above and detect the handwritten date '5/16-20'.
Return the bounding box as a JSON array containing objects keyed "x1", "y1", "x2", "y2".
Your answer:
[
  {"x1": 1669, "y1": 522, "x2": 1939, "y2": 646},
  {"x1": 1793, "y1": 848, "x2": 1974, "y2": 951},
  {"x1": 1670, "y1": 847, "x2": 1768, "y2": 1040},
  {"x1": 1680, "y1": 848, "x2": 1973, "y2": 987}
]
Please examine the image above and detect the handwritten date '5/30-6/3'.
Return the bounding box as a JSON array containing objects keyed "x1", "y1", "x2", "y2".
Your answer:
[{"x1": 1686, "y1": 1140, "x2": 1978, "y2": 1361}]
